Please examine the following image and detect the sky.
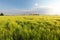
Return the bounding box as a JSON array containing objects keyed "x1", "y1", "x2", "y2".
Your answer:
[{"x1": 0, "y1": 0, "x2": 60, "y2": 15}]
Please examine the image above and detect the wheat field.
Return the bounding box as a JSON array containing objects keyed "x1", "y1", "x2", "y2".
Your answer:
[{"x1": 0, "y1": 16, "x2": 60, "y2": 40}]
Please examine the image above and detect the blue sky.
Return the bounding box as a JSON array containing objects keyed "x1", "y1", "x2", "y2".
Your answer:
[
  {"x1": 0, "y1": 0, "x2": 60, "y2": 15},
  {"x1": 0, "y1": 0, "x2": 36, "y2": 9},
  {"x1": 0, "y1": 0, "x2": 46, "y2": 9}
]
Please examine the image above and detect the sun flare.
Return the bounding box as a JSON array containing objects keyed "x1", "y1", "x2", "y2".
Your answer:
[{"x1": 48, "y1": 2, "x2": 60, "y2": 15}]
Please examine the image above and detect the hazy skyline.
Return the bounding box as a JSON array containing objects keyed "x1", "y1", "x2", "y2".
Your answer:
[{"x1": 0, "y1": 0, "x2": 60, "y2": 15}]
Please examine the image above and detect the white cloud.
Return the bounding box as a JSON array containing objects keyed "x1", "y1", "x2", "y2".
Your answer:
[
  {"x1": 1, "y1": 0, "x2": 60, "y2": 15},
  {"x1": 32, "y1": 1, "x2": 60, "y2": 15}
]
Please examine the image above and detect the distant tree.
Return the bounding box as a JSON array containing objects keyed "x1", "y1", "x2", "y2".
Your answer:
[{"x1": 0, "y1": 13, "x2": 4, "y2": 16}]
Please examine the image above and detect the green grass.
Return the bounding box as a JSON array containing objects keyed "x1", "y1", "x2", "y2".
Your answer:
[{"x1": 0, "y1": 16, "x2": 60, "y2": 40}]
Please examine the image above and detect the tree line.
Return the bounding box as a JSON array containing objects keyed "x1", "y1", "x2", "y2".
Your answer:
[
  {"x1": 0, "y1": 13, "x2": 4, "y2": 16},
  {"x1": 0, "y1": 13, "x2": 40, "y2": 16}
]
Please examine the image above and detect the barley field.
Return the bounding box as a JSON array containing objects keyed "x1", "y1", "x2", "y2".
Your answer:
[{"x1": 0, "y1": 16, "x2": 60, "y2": 40}]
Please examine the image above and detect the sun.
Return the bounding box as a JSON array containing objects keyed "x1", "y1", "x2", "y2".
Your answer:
[
  {"x1": 47, "y1": 2, "x2": 60, "y2": 15},
  {"x1": 34, "y1": 1, "x2": 60, "y2": 15},
  {"x1": 34, "y1": 3, "x2": 39, "y2": 7}
]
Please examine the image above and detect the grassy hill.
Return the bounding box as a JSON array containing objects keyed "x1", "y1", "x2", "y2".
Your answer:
[{"x1": 0, "y1": 16, "x2": 60, "y2": 40}]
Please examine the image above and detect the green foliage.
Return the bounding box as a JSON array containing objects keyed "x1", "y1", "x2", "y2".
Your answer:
[
  {"x1": 0, "y1": 13, "x2": 4, "y2": 16},
  {"x1": 0, "y1": 16, "x2": 60, "y2": 40}
]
